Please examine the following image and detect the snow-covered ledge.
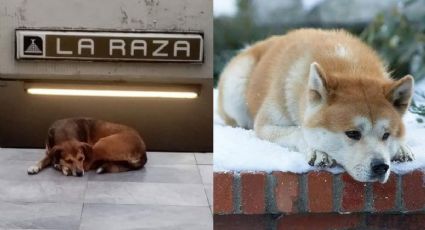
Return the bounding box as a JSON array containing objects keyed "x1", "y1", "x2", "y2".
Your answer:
[
  {"x1": 213, "y1": 89, "x2": 425, "y2": 228},
  {"x1": 214, "y1": 95, "x2": 425, "y2": 174}
]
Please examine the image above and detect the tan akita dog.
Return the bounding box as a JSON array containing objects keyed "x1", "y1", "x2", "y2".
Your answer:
[{"x1": 218, "y1": 29, "x2": 414, "y2": 183}]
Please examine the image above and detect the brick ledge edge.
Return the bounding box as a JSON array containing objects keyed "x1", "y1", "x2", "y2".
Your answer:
[{"x1": 214, "y1": 170, "x2": 425, "y2": 214}]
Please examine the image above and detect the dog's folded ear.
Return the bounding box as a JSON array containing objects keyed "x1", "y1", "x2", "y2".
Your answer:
[
  {"x1": 386, "y1": 75, "x2": 414, "y2": 115},
  {"x1": 46, "y1": 127, "x2": 56, "y2": 149},
  {"x1": 79, "y1": 142, "x2": 93, "y2": 159},
  {"x1": 48, "y1": 145, "x2": 63, "y2": 165},
  {"x1": 308, "y1": 62, "x2": 328, "y2": 104}
]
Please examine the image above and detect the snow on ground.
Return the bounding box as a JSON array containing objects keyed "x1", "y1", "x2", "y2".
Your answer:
[{"x1": 213, "y1": 86, "x2": 425, "y2": 174}]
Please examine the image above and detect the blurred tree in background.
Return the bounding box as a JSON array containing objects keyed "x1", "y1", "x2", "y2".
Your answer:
[
  {"x1": 361, "y1": 0, "x2": 425, "y2": 82},
  {"x1": 360, "y1": 0, "x2": 425, "y2": 115},
  {"x1": 214, "y1": 0, "x2": 425, "y2": 115},
  {"x1": 214, "y1": 0, "x2": 262, "y2": 84}
]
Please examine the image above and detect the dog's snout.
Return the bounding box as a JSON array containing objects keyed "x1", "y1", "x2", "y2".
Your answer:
[
  {"x1": 76, "y1": 170, "x2": 84, "y2": 177},
  {"x1": 371, "y1": 161, "x2": 389, "y2": 176}
]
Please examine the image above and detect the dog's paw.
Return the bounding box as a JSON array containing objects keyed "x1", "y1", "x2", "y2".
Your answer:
[
  {"x1": 392, "y1": 144, "x2": 414, "y2": 162},
  {"x1": 27, "y1": 165, "x2": 41, "y2": 175},
  {"x1": 53, "y1": 164, "x2": 61, "y2": 171},
  {"x1": 307, "y1": 149, "x2": 336, "y2": 168},
  {"x1": 61, "y1": 167, "x2": 71, "y2": 176},
  {"x1": 96, "y1": 167, "x2": 105, "y2": 174}
]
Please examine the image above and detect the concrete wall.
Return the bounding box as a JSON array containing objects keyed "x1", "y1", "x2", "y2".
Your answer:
[{"x1": 0, "y1": 0, "x2": 212, "y2": 82}]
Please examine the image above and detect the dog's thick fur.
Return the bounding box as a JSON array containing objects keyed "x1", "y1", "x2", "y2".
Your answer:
[
  {"x1": 218, "y1": 29, "x2": 414, "y2": 183},
  {"x1": 28, "y1": 118, "x2": 147, "y2": 176}
]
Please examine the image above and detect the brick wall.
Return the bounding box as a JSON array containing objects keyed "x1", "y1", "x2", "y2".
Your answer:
[
  {"x1": 214, "y1": 170, "x2": 425, "y2": 229},
  {"x1": 214, "y1": 213, "x2": 425, "y2": 230}
]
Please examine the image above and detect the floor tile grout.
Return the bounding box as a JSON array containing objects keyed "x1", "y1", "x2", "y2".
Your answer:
[
  {"x1": 78, "y1": 203, "x2": 85, "y2": 230},
  {"x1": 78, "y1": 173, "x2": 90, "y2": 230},
  {"x1": 82, "y1": 202, "x2": 211, "y2": 208},
  {"x1": 196, "y1": 163, "x2": 212, "y2": 207},
  {"x1": 2, "y1": 200, "x2": 211, "y2": 208}
]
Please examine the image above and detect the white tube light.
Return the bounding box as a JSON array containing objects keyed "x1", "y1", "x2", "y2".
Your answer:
[{"x1": 27, "y1": 88, "x2": 198, "y2": 99}]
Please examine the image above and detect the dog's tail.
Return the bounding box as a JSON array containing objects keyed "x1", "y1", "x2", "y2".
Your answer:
[
  {"x1": 137, "y1": 138, "x2": 148, "y2": 168},
  {"x1": 138, "y1": 150, "x2": 148, "y2": 169}
]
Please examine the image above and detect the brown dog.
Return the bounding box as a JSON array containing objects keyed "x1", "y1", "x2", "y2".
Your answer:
[{"x1": 27, "y1": 118, "x2": 147, "y2": 177}]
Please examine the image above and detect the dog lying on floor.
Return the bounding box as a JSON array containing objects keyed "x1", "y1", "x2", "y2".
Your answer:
[{"x1": 27, "y1": 118, "x2": 147, "y2": 177}]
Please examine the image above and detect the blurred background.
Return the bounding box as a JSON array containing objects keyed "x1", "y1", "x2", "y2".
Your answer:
[{"x1": 214, "y1": 0, "x2": 425, "y2": 116}]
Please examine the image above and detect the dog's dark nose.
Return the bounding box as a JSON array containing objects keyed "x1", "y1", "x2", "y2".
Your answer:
[
  {"x1": 371, "y1": 162, "x2": 389, "y2": 176},
  {"x1": 76, "y1": 171, "x2": 83, "y2": 177}
]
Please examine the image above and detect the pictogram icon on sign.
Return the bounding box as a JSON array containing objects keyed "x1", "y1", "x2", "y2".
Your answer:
[{"x1": 23, "y1": 36, "x2": 43, "y2": 55}]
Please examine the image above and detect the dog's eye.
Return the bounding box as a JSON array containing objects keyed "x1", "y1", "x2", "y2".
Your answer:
[
  {"x1": 78, "y1": 157, "x2": 84, "y2": 161},
  {"x1": 345, "y1": 130, "x2": 361, "y2": 140},
  {"x1": 66, "y1": 159, "x2": 73, "y2": 164},
  {"x1": 382, "y1": 132, "x2": 390, "y2": 141}
]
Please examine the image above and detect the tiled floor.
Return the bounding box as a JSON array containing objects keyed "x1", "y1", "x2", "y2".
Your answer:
[{"x1": 0, "y1": 148, "x2": 213, "y2": 230}]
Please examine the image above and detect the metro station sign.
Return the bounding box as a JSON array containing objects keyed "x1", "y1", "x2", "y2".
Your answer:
[{"x1": 16, "y1": 29, "x2": 203, "y2": 63}]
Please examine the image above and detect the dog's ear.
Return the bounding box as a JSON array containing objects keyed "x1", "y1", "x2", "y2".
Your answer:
[
  {"x1": 48, "y1": 146, "x2": 63, "y2": 165},
  {"x1": 308, "y1": 62, "x2": 328, "y2": 104},
  {"x1": 79, "y1": 142, "x2": 92, "y2": 160},
  {"x1": 386, "y1": 75, "x2": 414, "y2": 115},
  {"x1": 45, "y1": 127, "x2": 56, "y2": 149}
]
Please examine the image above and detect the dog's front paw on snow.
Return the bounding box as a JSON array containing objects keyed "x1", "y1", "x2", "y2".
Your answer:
[
  {"x1": 392, "y1": 145, "x2": 414, "y2": 162},
  {"x1": 307, "y1": 149, "x2": 336, "y2": 168},
  {"x1": 27, "y1": 165, "x2": 41, "y2": 175}
]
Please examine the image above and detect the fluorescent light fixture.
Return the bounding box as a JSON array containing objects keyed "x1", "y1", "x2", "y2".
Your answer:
[{"x1": 27, "y1": 88, "x2": 198, "y2": 99}]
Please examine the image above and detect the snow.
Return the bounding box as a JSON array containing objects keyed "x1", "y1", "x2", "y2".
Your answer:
[{"x1": 213, "y1": 83, "x2": 425, "y2": 174}]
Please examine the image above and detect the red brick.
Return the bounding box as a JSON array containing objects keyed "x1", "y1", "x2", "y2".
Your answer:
[
  {"x1": 214, "y1": 172, "x2": 234, "y2": 214},
  {"x1": 341, "y1": 173, "x2": 367, "y2": 212},
  {"x1": 366, "y1": 213, "x2": 425, "y2": 230},
  {"x1": 274, "y1": 172, "x2": 299, "y2": 213},
  {"x1": 277, "y1": 213, "x2": 362, "y2": 230},
  {"x1": 308, "y1": 171, "x2": 333, "y2": 212},
  {"x1": 403, "y1": 170, "x2": 425, "y2": 211},
  {"x1": 241, "y1": 172, "x2": 266, "y2": 214},
  {"x1": 373, "y1": 173, "x2": 397, "y2": 212},
  {"x1": 214, "y1": 214, "x2": 270, "y2": 230}
]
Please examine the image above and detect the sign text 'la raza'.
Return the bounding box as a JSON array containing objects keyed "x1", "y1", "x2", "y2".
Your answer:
[{"x1": 16, "y1": 30, "x2": 203, "y2": 63}]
